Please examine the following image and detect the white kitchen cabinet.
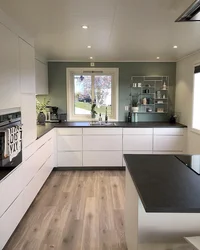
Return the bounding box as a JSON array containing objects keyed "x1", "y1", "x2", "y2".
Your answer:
[
  {"x1": 0, "y1": 155, "x2": 52, "y2": 250},
  {"x1": 123, "y1": 128, "x2": 153, "y2": 135},
  {"x1": 19, "y1": 38, "x2": 35, "y2": 94},
  {"x1": 58, "y1": 136, "x2": 82, "y2": 151},
  {"x1": 35, "y1": 59, "x2": 48, "y2": 95},
  {"x1": 83, "y1": 135, "x2": 122, "y2": 151},
  {"x1": 58, "y1": 151, "x2": 82, "y2": 167},
  {"x1": 154, "y1": 128, "x2": 184, "y2": 136},
  {"x1": 123, "y1": 135, "x2": 153, "y2": 151},
  {"x1": 83, "y1": 151, "x2": 122, "y2": 166},
  {"x1": 0, "y1": 23, "x2": 20, "y2": 110},
  {"x1": 0, "y1": 130, "x2": 54, "y2": 249},
  {"x1": 21, "y1": 94, "x2": 37, "y2": 148},
  {"x1": 83, "y1": 128, "x2": 122, "y2": 135},
  {"x1": 57, "y1": 128, "x2": 82, "y2": 135},
  {"x1": 153, "y1": 135, "x2": 184, "y2": 152}
]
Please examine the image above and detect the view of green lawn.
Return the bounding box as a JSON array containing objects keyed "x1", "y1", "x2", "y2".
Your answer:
[{"x1": 75, "y1": 101, "x2": 111, "y2": 115}]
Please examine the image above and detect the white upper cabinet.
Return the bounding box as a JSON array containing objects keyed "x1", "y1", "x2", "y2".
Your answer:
[
  {"x1": 0, "y1": 23, "x2": 20, "y2": 110},
  {"x1": 35, "y1": 59, "x2": 48, "y2": 95},
  {"x1": 19, "y1": 38, "x2": 35, "y2": 94}
]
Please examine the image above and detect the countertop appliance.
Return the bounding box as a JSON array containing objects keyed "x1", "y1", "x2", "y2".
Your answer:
[
  {"x1": 0, "y1": 110, "x2": 22, "y2": 180},
  {"x1": 175, "y1": 155, "x2": 200, "y2": 175},
  {"x1": 46, "y1": 106, "x2": 60, "y2": 123}
]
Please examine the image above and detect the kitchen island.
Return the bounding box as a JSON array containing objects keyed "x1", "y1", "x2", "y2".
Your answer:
[{"x1": 124, "y1": 154, "x2": 200, "y2": 250}]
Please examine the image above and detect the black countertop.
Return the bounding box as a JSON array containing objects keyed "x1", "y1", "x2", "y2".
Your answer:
[
  {"x1": 37, "y1": 122, "x2": 187, "y2": 139},
  {"x1": 124, "y1": 154, "x2": 200, "y2": 213}
]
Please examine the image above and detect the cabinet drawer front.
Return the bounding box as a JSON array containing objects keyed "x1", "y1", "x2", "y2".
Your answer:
[
  {"x1": 83, "y1": 135, "x2": 122, "y2": 150},
  {"x1": 154, "y1": 128, "x2": 184, "y2": 135},
  {"x1": 57, "y1": 128, "x2": 82, "y2": 135},
  {"x1": 123, "y1": 135, "x2": 153, "y2": 151},
  {"x1": 123, "y1": 150, "x2": 152, "y2": 166},
  {"x1": 58, "y1": 136, "x2": 82, "y2": 151},
  {"x1": 58, "y1": 152, "x2": 82, "y2": 166},
  {"x1": 0, "y1": 160, "x2": 52, "y2": 250},
  {"x1": 83, "y1": 151, "x2": 122, "y2": 166},
  {"x1": 123, "y1": 128, "x2": 153, "y2": 135},
  {"x1": 83, "y1": 128, "x2": 122, "y2": 135},
  {"x1": 154, "y1": 136, "x2": 184, "y2": 151}
]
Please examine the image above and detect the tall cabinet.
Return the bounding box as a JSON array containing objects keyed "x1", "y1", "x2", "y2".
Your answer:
[
  {"x1": 19, "y1": 38, "x2": 37, "y2": 148},
  {"x1": 0, "y1": 23, "x2": 20, "y2": 110}
]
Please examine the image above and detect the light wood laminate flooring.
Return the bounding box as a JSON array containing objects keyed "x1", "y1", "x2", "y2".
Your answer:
[{"x1": 4, "y1": 171, "x2": 127, "y2": 250}]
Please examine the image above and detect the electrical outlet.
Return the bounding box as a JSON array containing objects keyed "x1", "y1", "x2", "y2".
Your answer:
[
  {"x1": 125, "y1": 106, "x2": 129, "y2": 111},
  {"x1": 90, "y1": 62, "x2": 95, "y2": 67}
]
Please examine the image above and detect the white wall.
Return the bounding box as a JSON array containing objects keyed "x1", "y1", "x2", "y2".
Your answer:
[{"x1": 176, "y1": 52, "x2": 200, "y2": 154}]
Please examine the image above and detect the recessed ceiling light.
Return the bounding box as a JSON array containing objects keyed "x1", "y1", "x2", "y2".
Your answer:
[
  {"x1": 173, "y1": 45, "x2": 178, "y2": 49},
  {"x1": 157, "y1": 57, "x2": 160, "y2": 60},
  {"x1": 90, "y1": 57, "x2": 93, "y2": 60},
  {"x1": 82, "y1": 25, "x2": 88, "y2": 29},
  {"x1": 87, "y1": 45, "x2": 92, "y2": 49}
]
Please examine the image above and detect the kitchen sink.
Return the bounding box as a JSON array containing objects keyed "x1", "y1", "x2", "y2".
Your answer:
[{"x1": 90, "y1": 122, "x2": 117, "y2": 126}]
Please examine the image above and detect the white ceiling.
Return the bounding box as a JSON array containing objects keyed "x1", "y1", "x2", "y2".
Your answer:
[{"x1": 0, "y1": 0, "x2": 199, "y2": 62}]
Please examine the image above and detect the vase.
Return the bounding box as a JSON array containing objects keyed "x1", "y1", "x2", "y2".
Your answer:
[
  {"x1": 91, "y1": 113, "x2": 96, "y2": 119},
  {"x1": 37, "y1": 112, "x2": 46, "y2": 125},
  {"x1": 132, "y1": 107, "x2": 139, "y2": 113}
]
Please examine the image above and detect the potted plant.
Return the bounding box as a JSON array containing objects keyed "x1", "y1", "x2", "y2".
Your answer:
[
  {"x1": 91, "y1": 103, "x2": 97, "y2": 119},
  {"x1": 132, "y1": 99, "x2": 139, "y2": 113},
  {"x1": 36, "y1": 98, "x2": 50, "y2": 125}
]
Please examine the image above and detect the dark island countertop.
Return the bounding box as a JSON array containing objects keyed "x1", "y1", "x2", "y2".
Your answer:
[
  {"x1": 37, "y1": 122, "x2": 187, "y2": 139},
  {"x1": 124, "y1": 154, "x2": 200, "y2": 213}
]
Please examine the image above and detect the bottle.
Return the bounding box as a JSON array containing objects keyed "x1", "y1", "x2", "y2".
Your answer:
[
  {"x1": 163, "y1": 82, "x2": 167, "y2": 90},
  {"x1": 99, "y1": 113, "x2": 102, "y2": 124},
  {"x1": 105, "y1": 107, "x2": 108, "y2": 123},
  {"x1": 127, "y1": 112, "x2": 132, "y2": 122}
]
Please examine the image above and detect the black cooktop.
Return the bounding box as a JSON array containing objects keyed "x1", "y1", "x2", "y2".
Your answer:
[{"x1": 175, "y1": 155, "x2": 200, "y2": 175}]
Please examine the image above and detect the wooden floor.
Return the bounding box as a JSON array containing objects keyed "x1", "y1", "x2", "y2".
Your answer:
[{"x1": 4, "y1": 171, "x2": 127, "y2": 250}]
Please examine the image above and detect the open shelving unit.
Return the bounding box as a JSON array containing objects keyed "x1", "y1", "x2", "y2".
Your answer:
[{"x1": 130, "y1": 76, "x2": 169, "y2": 114}]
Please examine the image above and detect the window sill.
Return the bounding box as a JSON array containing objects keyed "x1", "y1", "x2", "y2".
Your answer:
[{"x1": 191, "y1": 128, "x2": 200, "y2": 135}]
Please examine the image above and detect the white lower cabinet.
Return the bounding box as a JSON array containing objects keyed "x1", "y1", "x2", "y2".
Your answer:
[
  {"x1": 58, "y1": 135, "x2": 82, "y2": 151},
  {"x1": 153, "y1": 135, "x2": 184, "y2": 152},
  {"x1": 0, "y1": 155, "x2": 52, "y2": 250},
  {"x1": 0, "y1": 131, "x2": 54, "y2": 249},
  {"x1": 83, "y1": 151, "x2": 122, "y2": 166},
  {"x1": 123, "y1": 135, "x2": 153, "y2": 151},
  {"x1": 83, "y1": 135, "x2": 122, "y2": 151},
  {"x1": 58, "y1": 152, "x2": 82, "y2": 167}
]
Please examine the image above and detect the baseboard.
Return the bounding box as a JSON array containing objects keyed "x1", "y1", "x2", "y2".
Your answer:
[{"x1": 53, "y1": 166, "x2": 126, "y2": 171}]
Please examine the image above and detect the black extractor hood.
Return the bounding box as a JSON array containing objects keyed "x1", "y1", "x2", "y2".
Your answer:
[{"x1": 176, "y1": 0, "x2": 200, "y2": 22}]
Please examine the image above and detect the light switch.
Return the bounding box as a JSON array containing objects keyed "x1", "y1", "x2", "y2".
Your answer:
[{"x1": 125, "y1": 106, "x2": 129, "y2": 111}]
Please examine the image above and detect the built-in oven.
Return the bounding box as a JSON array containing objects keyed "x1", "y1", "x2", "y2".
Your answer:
[{"x1": 0, "y1": 110, "x2": 22, "y2": 181}]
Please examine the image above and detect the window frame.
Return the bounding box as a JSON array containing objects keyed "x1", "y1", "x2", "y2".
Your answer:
[
  {"x1": 192, "y1": 62, "x2": 200, "y2": 134},
  {"x1": 66, "y1": 67, "x2": 119, "y2": 121}
]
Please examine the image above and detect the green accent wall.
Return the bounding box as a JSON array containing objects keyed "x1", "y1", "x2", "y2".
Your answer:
[{"x1": 39, "y1": 62, "x2": 176, "y2": 122}]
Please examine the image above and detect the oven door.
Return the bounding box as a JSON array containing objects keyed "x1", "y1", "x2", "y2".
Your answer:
[{"x1": 0, "y1": 125, "x2": 22, "y2": 168}]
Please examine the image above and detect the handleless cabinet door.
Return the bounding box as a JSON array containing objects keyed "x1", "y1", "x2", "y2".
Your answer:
[
  {"x1": 123, "y1": 135, "x2": 153, "y2": 151},
  {"x1": 153, "y1": 135, "x2": 184, "y2": 152},
  {"x1": 19, "y1": 38, "x2": 35, "y2": 94},
  {"x1": 83, "y1": 151, "x2": 122, "y2": 166},
  {"x1": 83, "y1": 135, "x2": 122, "y2": 151},
  {"x1": 0, "y1": 23, "x2": 20, "y2": 109},
  {"x1": 58, "y1": 152, "x2": 82, "y2": 166},
  {"x1": 35, "y1": 59, "x2": 48, "y2": 95},
  {"x1": 58, "y1": 136, "x2": 82, "y2": 151},
  {"x1": 21, "y1": 94, "x2": 37, "y2": 148}
]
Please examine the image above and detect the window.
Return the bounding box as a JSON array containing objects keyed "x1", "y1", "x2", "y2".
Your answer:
[
  {"x1": 67, "y1": 68, "x2": 119, "y2": 121},
  {"x1": 192, "y1": 65, "x2": 200, "y2": 131}
]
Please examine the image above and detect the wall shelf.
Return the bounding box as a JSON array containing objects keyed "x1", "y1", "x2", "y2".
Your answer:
[{"x1": 130, "y1": 76, "x2": 169, "y2": 114}]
